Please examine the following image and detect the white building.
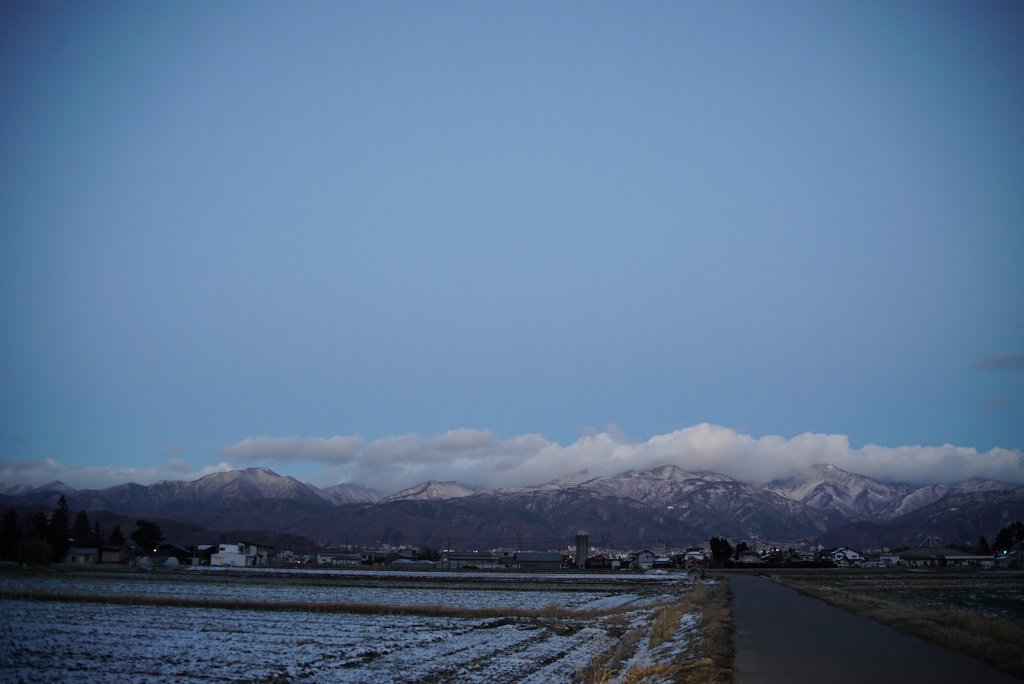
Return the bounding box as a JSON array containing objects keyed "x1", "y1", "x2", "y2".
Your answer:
[
  {"x1": 317, "y1": 552, "x2": 361, "y2": 566},
  {"x1": 630, "y1": 550, "x2": 656, "y2": 570},
  {"x1": 62, "y1": 547, "x2": 99, "y2": 564},
  {"x1": 211, "y1": 542, "x2": 272, "y2": 567},
  {"x1": 828, "y1": 547, "x2": 864, "y2": 565}
]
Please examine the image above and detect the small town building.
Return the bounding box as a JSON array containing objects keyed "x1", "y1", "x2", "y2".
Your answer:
[
  {"x1": 62, "y1": 547, "x2": 98, "y2": 564},
  {"x1": 827, "y1": 547, "x2": 865, "y2": 566},
  {"x1": 629, "y1": 550, "x2": 656, "y2": 570},
  {"x1": 994, "y1": 547, "x2": 1022, "y2": 569},
  {"x1": 585, "y1": 554, "x2": 615, "y2": 569},
  {"x1": 513, "y1": 552, "x2": 564, "y2": 570},
  {"x1": 877, "y1": 553, "x2": 901, "y2": 568},
  {"x1": 390, "y1": 558, "x2": 437, "y2": 569},
  {"x1": 211, "y1": 541, "x2": 272, "y2": 567},
  {"x1": 155, "y1": 543, "x2": 192, "y2": 565},
  {"x1": 733, "y1": 551, "x2": 764, "y2": 565},
  {"x1": 680, "y1": 547, "x2": 707, "y2": 564},
  {"x1": 360, "y1": 550, "x2": 394, "y2": 566},
  {"x1": 440, "y1": 552, "x2": 501, "y2": 569},
  {"x1": 317, "y1": 552, "x2": 362, "y2": 566},
  {"x1": 99, "y1": 548, "x2": 127, "y2": 564},
  {"x1": 898, "y1": 547, "x2": 993, "y2": 568}
]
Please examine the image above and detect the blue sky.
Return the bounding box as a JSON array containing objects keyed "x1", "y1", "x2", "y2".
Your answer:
[{"x1": 2, "y1": 1, "x2": 1022, "y2": 492}]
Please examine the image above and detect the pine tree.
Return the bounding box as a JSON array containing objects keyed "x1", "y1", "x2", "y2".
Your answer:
[
  {"x1": 71, "y1": 510, "x2": 93, "y2": 547},
  {"x1": 709, "y1": 536, "x2": 733, "y2": 565},
  {"x1": 130, "y1": 520, "x2": 164, "y2": 552},
  {"x1": 30, "y1": 512, "x2": 49, "y2": 540},
  {"x1": 976, "y1": 535, "x2": 991, "y2": 555},
  {"x1": 1, "y1": 509, "x2": 21, "y2": 562},
  {"x1": 993, "y1": 520, "x2": 1024, "y2": 553},
  {"x1": 48, "y1": 496, "x2": 71, "y2": 562},
  {"x1": 108, "y1": 525, "x2": 125, "y2": 547}
]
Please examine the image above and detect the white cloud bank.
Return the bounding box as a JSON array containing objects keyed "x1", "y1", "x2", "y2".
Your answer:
[
  {"x1": 3, "y1": 424, "x2": 1022, "y2": 494},
  {"x1": 219, "y1": 424, "x2": 1024, "y2": 494}
]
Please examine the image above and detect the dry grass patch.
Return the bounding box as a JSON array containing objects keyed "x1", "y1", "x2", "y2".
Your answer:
[
  {"x1": 574, "y1": 623, "x2": 646, "y2": 683},
  {"x1": 574, "y1": 577, "x2": 733, "y2": 684}
]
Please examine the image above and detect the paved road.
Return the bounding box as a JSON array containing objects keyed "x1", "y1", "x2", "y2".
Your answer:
[{"x1": 729, "y1": 573, "x2": 1020, "y2": 683}]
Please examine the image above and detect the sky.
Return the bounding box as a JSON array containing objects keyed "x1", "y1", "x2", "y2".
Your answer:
[{"x1": 2, "y1": 1, "x2": 1023, "y2": 494}]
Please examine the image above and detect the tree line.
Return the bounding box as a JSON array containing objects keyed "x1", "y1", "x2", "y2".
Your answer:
[
  {"x1": 992, "y1": 520, "x2": 1024, "y2": 554},
  {"x1": 1, "y1": 497, "x2": 163, "y2": 566}
]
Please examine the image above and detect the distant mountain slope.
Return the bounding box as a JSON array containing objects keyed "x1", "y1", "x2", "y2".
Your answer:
[
  {"x1": 886, "y1": 486, "x2": 1024, "y2": 545},
  {"x1": 819, "y1": 486, "x2": 1024, "y2": 549},
  {"x1": 0, "y1": 481, "x2": 76, "y2": 496},
  {"x1": 316, "y1": 482, "x2": 383, "y2": 505},
  {"x1": 382, "y1": 481, "x2": 475, "y2": 503},
  {"x1": 572, "y1": 465, "x2": 845, "y2": 539},
  {"x1": 950, "y1": 477, "x2": 1020, "y2": 493},
  {"x1": 767, "y1": 464, "x2": 911, "y2": 521},
  {"x1": 768, "y1": 464, "x2": 1021, "y2": 525},
  {"x1": 573, "y1": 465, "x2": 702, "y2": 506},
  {"x1": 3, "y1": 464, "x2": 1021, "y2": 550},
  {"x1": 0, "y1": 481, "x2": 78, "y2": 508},
  {"x1": 873, "y1": 484, "x2": 951, "y2": 522},
  {"x1": 20, "y1": 468, "x2": 330, "y2": 514}
]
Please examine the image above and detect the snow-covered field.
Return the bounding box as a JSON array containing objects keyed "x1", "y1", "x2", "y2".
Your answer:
[
  {"x1": 0, "y1": 567, "x2": 667, "y2": 611},
  {"x1": 0, "y1": 568, "x2": 701, "y2": 683}
]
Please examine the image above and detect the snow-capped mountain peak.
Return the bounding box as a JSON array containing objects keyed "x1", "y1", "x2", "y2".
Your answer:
[
  {"x1": 315, "y1": 482, "x2": 383, "y2": 505},
  {"x1": 767, "y1": 463, "x2": 911, "y2": 522},
  {"x1": 382, "y1": 480, "x2": 476, "y2": 503},
  {"x1": 950, "y1": 477, "x2": 1018, "y2": 493},
  {"x1": 0, "y1": 481, "x2": 76, "y2": 496}
]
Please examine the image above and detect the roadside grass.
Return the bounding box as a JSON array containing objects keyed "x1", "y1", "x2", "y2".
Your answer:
[
  {"x1": 766, "y1": 570, "x2": 1024, "y2": 680},
  {"x1": 574, "y1": 576, "x2": 733, "y2": 684}
]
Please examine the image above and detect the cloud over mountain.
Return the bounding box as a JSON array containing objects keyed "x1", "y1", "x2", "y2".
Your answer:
[
  {"x1": 222, "y1": 435, "x2": 365, "y2": 465},
  {"x1": 219, "y1": 424, "x2": 1023, "y2": 494},
  {"x1": 0, "y1": 456, "x2": 232, "y2": 491},
  {"x1": 4, "y1": 425, "x2": 1021, "y2": 494}
]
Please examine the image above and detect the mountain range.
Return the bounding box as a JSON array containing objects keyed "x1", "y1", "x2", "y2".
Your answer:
[{"x1": 3, "y1": 464, "x2": 1021, "y2": 552}]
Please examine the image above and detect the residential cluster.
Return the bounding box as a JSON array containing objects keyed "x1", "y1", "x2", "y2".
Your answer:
[
  {"x1": 3, "y1": 497, "x2": 1022, "y2": 572},
  {"x1": 724, "y1": 543, "x2": 1011, "y2": 569}
]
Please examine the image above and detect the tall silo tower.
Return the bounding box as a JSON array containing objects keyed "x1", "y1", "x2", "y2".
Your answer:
[{"x1": 575, "y1": 530, "x2": 589, "y2": 569}]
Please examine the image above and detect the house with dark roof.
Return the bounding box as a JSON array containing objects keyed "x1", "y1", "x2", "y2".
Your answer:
[
  {"x1": 733, "y1": 550, "x2": 764, "y2": 565},
  {"x1": 629, "y1": 550, "x2": 656, "y2": 569},
  {"x1": 62, "y1": 547, "x2": 98, "y2": 564},
  {"x1": 827, "y1": 547, "x2": 865, "y2": 566},
  {"x1": 585, "y1": 554, "x2": 618, "y2": 569},
  {"x1": 440, "y1": 552, "x2": 500, "y2": 569},
  {"x1": 317, "y1": 552, "x2": 361, "y2": 566},
  {"x1": 898, "y1": 547, "x2": 993, "y2": 568},
  {"x1": 994, "y1": 545, "x2": 1021, "y2": 569},
  {"x1": 513, "y1": 552, "x2": 564, "y2": 570}
]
